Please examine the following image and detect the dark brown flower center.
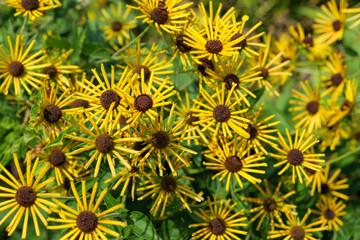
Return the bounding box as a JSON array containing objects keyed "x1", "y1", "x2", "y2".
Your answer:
[
  {"x1": 197, "y1": 58, "x2": 214, "y2": 77},
  {"x1": 330, "y1": 73, "x2": 343, "y2": 86},
  {"x1": 185, "y1": 111, "x2": 199, "y2": 125},
  {"x1": 354, "y1": 132, "x2": 360, "y2": 141},
  {"x1": 151, "y1": 131, "x2": 170, "y2": 149},
  {"x1": 259, "y1": 67, "x2": 269, "y2": 80},
  {"x1": 306, "y1": 101, "x2": 319, "y2": 114},
  {"x1": 205, "y1": 40, "x2": 223, "y2": 54},
  {"x1": 321, "y1": 183, "x2": 330, "y2": 194},
  {"x1": 213, "y1": 105, "x2": 231, "y2": 122},
  {"x1": 287, "y1": 149, "x2": 303, "y2": 165},
  {"x1": 245, "y1": 124, "x2": 258, "y2": 139},
  {"x1": 63, "y1": 178, "x2": 71, "y2": 191},
  {"x1": 332, "y1": 20, "x2": 342, "y2": 31},
  {"x1": 76, "y1": 211, "x2": 98, "y2": 233},
  {"x1": 43, "y1": 65, "x2": 58, "y2": 79},
  {"x1": 100, "y1": 90, "x2": 120, "y2": 110},
  {"x1": 44, "y1": 105, "x2": 62, "y2": 123},
  {"x1": 290, "y1": 226, "x2": 305, "y2": 240},
  {"x1": 21, "y1": 0, "x2": 39, "y2": 10},
  {"x1": 134, "y1": 94, "x2": 153, "y2": 112},
  {"x1": 135, "y1": 65, "x2": 151, "y2": 81},
  {"x1": 8, "y1": 61, "x2": 25, "y2": 77},
  {"x1": 281, "y1": 56, "x2": 291, "y2": 63},
  {"x1": 231, "y1": 33, "x2": 247, "y2": 49},
  {"x1": 302, "y1": 36, "x2": 314, "y2": 47},
  {"x1": 15, "y1": 186, "x2": 36, "y2": 207},
  {"x1": 111, "y1": 21, "x2": 122, "y2": 32},
  {"x1": 209, "y1": 218, "x2": 226, "y2": 235},
  {"x1": 71, "y1": 99, "x2": 89, "y2": 108},
  {"x1": 176, "y1": 35, "x2": 192, "y2": 53},
  {"x1": 119, "y1": 115, "x2": 129, "y2": 126},
  {"x1": 340, "y1": 100, "x2": 352, "y2": 111},
  {"x1": 160, "y1": 176, "x2": 177, "y2": 192},
  {"x1": 224, "y1": 156, "x2": 243, "y2": 172},
  {"x1": 263, "y1": 198, "x2": 277, "y2": 212},
  {"x1": 323, "y1": 209, "x2": 335, "y2": 220},
  {"x1": 95, "y1": 134, "x2": 114, "y2": 153},
  {"x1": 151, "y1": 7, "x2": 168, "y2": 24},
  {"x1": 304, "y1": 166, "x2": 316, "y2": 175},
  {"x1": 49, "y1": 150, "x2": 66, "y2": 166},
  {"x1": 224, "y1": 74, "x2": 240, "y2": 90}
]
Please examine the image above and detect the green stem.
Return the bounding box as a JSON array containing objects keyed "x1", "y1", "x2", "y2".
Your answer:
[
  {"x1": 112, "y1": 25, "x2": 150, "y2": 57},
  {"x1": 230, "y1": 177, "x2": 236, "y2": 199},
  {"x1": 326, "y1": 145, "x2": 360, "y2": 165},
  {"x1": 19, "y1": 16, "x2": 28, "y2": 35}
]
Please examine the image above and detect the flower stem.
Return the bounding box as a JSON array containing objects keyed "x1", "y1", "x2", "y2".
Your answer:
[
  {"x1": 326, "y1": 145, "x2": 360, "y2": 165},
  {"x1": 20, "y1": 16, "x2": 28, "y2": 35}
]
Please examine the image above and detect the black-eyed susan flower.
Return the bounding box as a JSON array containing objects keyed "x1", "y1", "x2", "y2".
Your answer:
[
  {"x1": 268, "y1": 209, "x2": 327, "y2": 239},
  {"x1": 0, "y1": 35, "x2": 50, "y2": 95},
  {"x1": 4, "y1": 0, "x2": 59, "y2": 23},
  {"x1": 289, "y1": 81, "x2": 326, "y2": 134},
  {"x1": 321, "y1": 52, "x2": 347, "y2": 97},
  {"x1": 270, "y1": 128, "x2": 325, "y2": 184},
  {"x1": 100, "y1": 2, "x2": 137, "y2": 45},
  {"x1": 185, "y1": 1, "x2": 244, "y2": 62},
  {"x1": 205, "y1": 55, "x2": 262, "y2": 106},
  {"x1": 343, "y1": 7, "x2": 360, "y2": 28},
  {"x1": 318, "y1": 120, "x2": 351, "y2": 151},
  {"x1": 189, "y1": 194, "x2": 247, "y2": 240},
  {"x1": 274, "y1": 33, "x2": 298, "y2": 66},
  {"x1": 242, "y1": 180, "x2": 296, "y2": 231},
  {"x1": 0, "y1": 152, "x2": 59, "y2": 239},
  {"x1": 31, "y1": 85, "x2": 75, "y2": 133},
  {"x1": 128, "y1": 0, "x2": 192, "y2": 34},
  {"x1": 313, "y1": 0, "x2": 348, "y2": 45},
  {"x1": 137, "y1": 161, "x2": 203, "y2": 217},
  {"x1": 313, "y1": 196, "x2": 346, "y2": 231},
  {"x1": 192, "y1": 85, "x2": 250, "y2": 139},
  {"x1": 204, "y1": 138, "x2": 266, "y2": 191},
  {"x1": 48, "y1": 180, "x2": 126, "y2": 239},
  {"x1": 319, "y1": 165, "x2": 349, "y2": 201},
  {"x1": 243, "y1": 103, "x2": 280, "y2": 155}
]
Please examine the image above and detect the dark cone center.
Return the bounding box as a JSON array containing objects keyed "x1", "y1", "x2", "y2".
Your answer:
[
  {"x1": 21, "y1": 0, "x2": 39, "y2": 10},
  {"x1": 119, "y1": 114, "x2": 129, "y2": 126},
  {"x1": 287, "y1": 149, "x2": 303, "y2": 165},
  {"x1": 245, "y1": 124, "x2": 258, "y2": 139},
  {"x1": 263, "y1": 198, "x2": 277, "y2": 212},
  {"x1": 185, "y1": 111, "x2": 199, "y2": 125},
  {"x1": 197, "y1": 58, "x2": 214, "y2": 77},
  {"x1": 63, "y1": 178, "x2": 71, "y2": 191},
  {"x1": 134, "y1": 94, "x2": 153, "y2": 112},
  {"x1": 224, "y1": 74, "x2": 240, "y2": 90},
  {"x1": 151, "y1": 7, "x2": 168, "y2": 24},
  {"x1": 290, "y1": 226, "x2": 305, "y2": 240},
  {"x1": 43, "y1": 65, "x2": 58, "y2": 79},
  {"x1": 306, "y1": 101, "x2": 319, "y2": 114},
  {"x1": 49, "y1": 150, "x2": 66, "y2": 166},
  {"x1": 231, "y1": 33, "x2": 247, "y2": 49},
  {"x1": 15, "y1": 186, "x2": 36, "y2": 207},
  {"x1": 205, "y1": 40, "x2": 223, "y2": 54},
  {"x1": 160, "y1": 176, "x2": 177, "y2": 192},
  {"x1": 176, "y1": 35, "x2": 192, "y2": 53},
  {"x1": 111, "y1": 21, "x2": 122, "y2": 32},
  {"x1": 72, "y1": 99, "x2": 89, "y2": 108},
  {"x1": 330, "y1": 73, "x2": 343, "y2": 86},
  {"x1": 100, "y1": 90, "x2": 120, "y2": 110},
  {"x1": 44, "y1": 105, "x2": 62, "y2": 123},
  {"x1": 76, "y1": 211, "x2": 98, "y2": 233},
  {"x1": 321, "y1": 183, "x2": 330, "y2": 194},
  {"x1": 151, "y1": 131, "x2": 170, "y2": 149},
  {"x1": 8, "y1": 61, "x2": 25, "y2": 77},
  {"x1": 332, "y1": 20, "x2": 342, "y2": 31},
  {"x1": 213, "y1": 105, "x2": 231, "y2": 122},
  {"x1": 259, "y1": 67, "x2": 269, "y2": 80},
  {"x1": 209, "y1": 218, "x2": 226, "y2": 236},
  {"x1": 135, "y1": 65, "x2": 151, "y2": 81},
  {"x1": 324, "y1": 209, "x2": 335, "y2": 220},
  {"x1": 302, "y1": 36, "x2": 314, "y2": 47},
  {"x1": 224, "y1": 156, "x2": 243, "y2": 173},
  {"x1": 95, "y1": 134, "x2": 114, "y2": 153},
  {"x1": 340, "y1": 100, "x2": 352, "y2": 111}
]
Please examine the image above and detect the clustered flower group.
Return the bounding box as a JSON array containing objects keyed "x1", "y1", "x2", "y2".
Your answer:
[{"x1": 0, "y1": 0, "x2": 359, "y2": 239}]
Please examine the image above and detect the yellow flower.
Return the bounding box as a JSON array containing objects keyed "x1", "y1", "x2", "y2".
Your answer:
[
  {"x1": 242, "y1": 180, "x2": 296, "y2": 231},
  {"x1": 342, "y1": 7, "x2": 360, "y2": 28},
  {"x1": 0, "y1": 35, "x2": 50, "y2": 95},
  {"x1": 319, "y1": 165, "x2": 349, "y2": 201},
  {"x1": 128, "y1": 0, "x2": 192, "y2": 34},
  {"x1": 48, "y1": 180, "x2": 126, "y2": 239},
  {"x1": 270, "y1": 128, "x2": 325, "y2": 184},
  {"x1": 189, "y1": 195, "x2": 247, "y2": 240},
  {"x1": 318, "y1": 119, "x2": 351, "y2": 151},
  {"x1": 204, "y1": 138, "x2": 266, "y2": 191},
  {"x1": 0, "y1": 152, "x2": 59, "y2": 239},
  {"x1": 313, "y1": 0, "x2": 348, "y2": 45},
  {"x1": 313, "y1": 196, "x2": 346, "y2": 231},
  {"x1": 100, "y1": 2, "x2": 137, "y2": 45}
]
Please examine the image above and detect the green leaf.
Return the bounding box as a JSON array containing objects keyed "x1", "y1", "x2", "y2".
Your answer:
[
  {"x1": 248, "y1": 87, "x2": 265, "y2": 109},
  {"x1": 42, "y1": 126, "x2": 77, "y2": 150},
  {"x1": 128, "y1": 211, "x2": 161, "y2": 240},
  {"x1": 30, "y1": 90, "x2": 42, "y2": 121}
]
